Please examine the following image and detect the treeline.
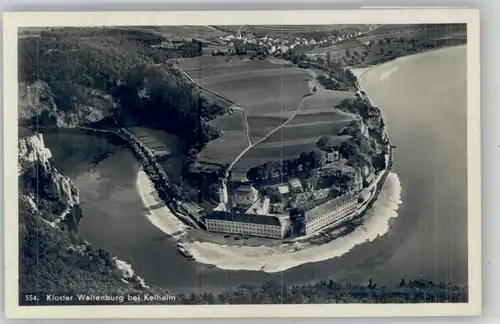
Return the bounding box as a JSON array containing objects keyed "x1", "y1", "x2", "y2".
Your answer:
[
  {"x1": 246, "y1": 151, "x2": 324, "y2": 182},
  {"x1": 336, "y1": 98, "x2": 385, "y2": 141},
  {"x1": 19, "y1": 27, "x2": 224, "y2": 150},
  {"x1": 317, "y1": 74, "x2": 353, "y2": 91},
  {"x1": 174, "y1": 279, "x2": 467, "y2": 304}
]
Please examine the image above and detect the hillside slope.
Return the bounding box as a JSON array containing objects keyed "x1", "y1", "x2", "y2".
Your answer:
[
  {"x1": 18, "y1": 27, "x2": 227, "y2": 150},
  {"x1": 18, "y1": 132, "x2": 148, "y2": 294}
]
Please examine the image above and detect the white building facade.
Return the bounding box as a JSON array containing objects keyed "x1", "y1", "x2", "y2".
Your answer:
[
  {"x1": 204, "y1": 211, "x2": 285, "y2": 239},
  {"x1": 303, "y1": 193, "x2": 358, "y2": 235}
]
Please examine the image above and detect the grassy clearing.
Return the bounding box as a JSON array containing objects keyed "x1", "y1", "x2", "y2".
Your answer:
[
  {"x1": 209, "y1": 110, "x2": 246, "y2": 131},
  {"x1": 185, "y1": 59, "x2": 311, "y2": 143},
  {"x1": 197, "y1": 111, "x2": 248, "y2": 166},
  {"x1": 302, "y1": 90, "x2": 355, "y2": 109},
  {"x1": 197, "y1": 130, "x2": 248, "y2": 166},
  {"x1": 176, "y1": 56, "x2": 282, "y2": 78},
  {"x1": 198, "y1": 67, "x2": 309, "y2": 112}
]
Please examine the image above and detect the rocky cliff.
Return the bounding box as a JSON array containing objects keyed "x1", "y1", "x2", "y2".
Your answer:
[
  {"x1": 18, "y1": 132, "x2": 81, "y2": 229},
  {"x1": 18, "y1": 132, "x2": 149, "y2": 294},
  {"x1": 19, "y1": 81, "x2": 114, "y2": 128}
]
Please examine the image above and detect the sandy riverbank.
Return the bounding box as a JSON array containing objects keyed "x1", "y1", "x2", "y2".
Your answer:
[
  {"x1": 137, "y1": 165, "x2": 402, "y2": 272},
  {"x1": 136, "y1": 170, "x2": 187, "y2": 237},
  {"x1": 185, "y1": 173, "x2": 401, "y2": 273}
]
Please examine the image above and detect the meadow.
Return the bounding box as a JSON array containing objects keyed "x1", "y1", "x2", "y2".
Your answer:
[
  {"x1": 124, "y1": 25, "x2": 226, "y2": 41},
  {"x1": 178, "y1": 55, "x2": 357, "y2": 178},
  {"x1": 196, "y1": 111, "x2": 249, "y2": 167}
]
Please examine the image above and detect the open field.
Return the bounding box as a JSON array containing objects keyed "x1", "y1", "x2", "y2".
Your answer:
[
  {"x1": 233, "y1": 106, "x2": 355, "y2": 178},
  {"x1": 250, "y1": 117, "x2": 351, "y2": 143},
  {"x1": 122, "y1": 25, "x2": 227, "y2": 40},
  {"x1": 210, "y1": 25, "x2": 245, "y2": 34},
  {"x1": 232, "y1": 88, "x2": 356, "y2": 178},
  {"x1": 240, "y1": 25, "x2": 370, "y2": 37},
  {"x1": 177, "y1": 55, "x2": 357, "y2": 178},
  {"x1": 197, "y1": 111, "x2": 249, "y2": 167},
  {"x1": 178, "y1": 56, "x2": 312, "y2": 140},
  {"x1": 196, "y1": 66, "x2": 311, "y2": 117},
  {"x1": 358, "y1": 23, "x2": 465, "y2": 39},
  {"x1": 307, "y1": 39, "x2": 366, "y2": 57}
]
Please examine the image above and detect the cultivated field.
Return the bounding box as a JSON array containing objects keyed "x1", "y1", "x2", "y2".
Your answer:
[
  {"x1": 178, "y1": 56, "x2": 313, "y2": 140},
  {"x1": 196, "y1": 111, "x2": 249, "y2": 167},
  {"x1": 307, "y1": 38, "x2": 365, "y2": 56},
  {"x1": 177, "y1": 55, "x2": 357, "y2": 179},
  {"x1": 240, "y1": 25, "x2": 370, "y2": 37},
  {"x1": 232, "y1": 91, "x2": 356, "y2": 179},
  {"x1": 127, "y1": 25, "x2": 227, "y2": 40}
]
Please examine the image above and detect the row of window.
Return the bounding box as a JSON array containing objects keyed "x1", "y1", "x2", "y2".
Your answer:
[
  {"x1": 208, "y1": 224, "x2": 282, "y2": 238},
  {"x1": 209, "y1": 226, "x2": 280, "y2": 235},
  {"x1": 207, "y1": 220, "x2": 278, "y2": 230},
  {"x1": 306, "y1": 202, "x2": 357, "y2": 233}
]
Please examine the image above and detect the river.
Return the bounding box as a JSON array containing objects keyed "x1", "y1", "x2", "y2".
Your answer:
[{"x1": 43, "y1": 45, "x2": 467, "y2": 294}]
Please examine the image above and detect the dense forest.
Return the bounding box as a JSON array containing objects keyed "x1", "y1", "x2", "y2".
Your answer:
[
  {"x1": 175, "y1": 279, "x2": 467, "y2": 304},
  {"x1": 19, "y1": 197, "x2": 146, "y2": 295},
  {"x1": 18, "y1": 27, "x2": 226, "y2": 152}
]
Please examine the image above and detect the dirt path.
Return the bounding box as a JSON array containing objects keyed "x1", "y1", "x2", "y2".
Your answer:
[
  {"x1": 225, "y1": 94, "x2": 310, "y2": 177},
  {"x1": 242, "y1": 109, "x2": 252, "y2": 146}
]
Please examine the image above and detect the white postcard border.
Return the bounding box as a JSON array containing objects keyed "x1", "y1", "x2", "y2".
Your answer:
[{"x1": 3, "y1": 9, "x2": 481, "y2": 318}]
